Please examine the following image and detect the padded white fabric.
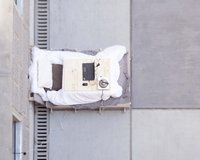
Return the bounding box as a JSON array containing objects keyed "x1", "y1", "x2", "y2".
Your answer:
[
  {"x1": 37, "y1": 55, "x2": 52, "y2": 89},
  {"x1": 29, "y1": 45, "x2": 127, "y2": 105}
]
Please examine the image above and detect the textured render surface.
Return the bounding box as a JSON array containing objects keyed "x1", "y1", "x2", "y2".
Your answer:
[
  {"x1": 0, "y1": 0, "x2": 31, "y2": 160},
  {"x1": 49, "y1": 111, "x2": 130, "y2": 160},
  {"x1": 0, "y1": 78, "x2": 12, "y2": 160},
  {"x1": 132, "y1": 0, "x2": 200, "y2": 108},
  {"x1": 132, "y1": 110, "x2": 200, "y2": 160},
  {"x1": 50, "y1": 0, "x2": 130, "y2": 50},
  {"x1": 13, "y1": 1, "x2": 31, "y2": 160},
  {"x1": 0, "y1": 0, "x2": 13, "y2": 159},
  {"x1": 13, "y1": 1, "x2": 30, "y2": 113}
]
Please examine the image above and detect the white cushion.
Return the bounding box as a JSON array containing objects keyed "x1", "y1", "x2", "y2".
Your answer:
[{"x1": 37, "y1": 55, "x2": 53, "y2": 89}]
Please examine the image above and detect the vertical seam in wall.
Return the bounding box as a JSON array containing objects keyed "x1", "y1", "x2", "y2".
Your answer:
[{"x1": 130, "y1": 0, "x2": 133, "y2": 159}]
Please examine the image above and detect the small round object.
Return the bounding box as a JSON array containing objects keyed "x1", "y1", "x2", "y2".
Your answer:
[{"x1": 99, "y1": 79, "x2": 109, "y2": 88}]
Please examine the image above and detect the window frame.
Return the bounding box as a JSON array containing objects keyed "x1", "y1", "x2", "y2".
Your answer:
[
  {"x1": 12, "y1": 116, "x2": 22, "y2": 160},
  {"x1": 14, "y1": 0, "x2": 23, "y2": 15}
]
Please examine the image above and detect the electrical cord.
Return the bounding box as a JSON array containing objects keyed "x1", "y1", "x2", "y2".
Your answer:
[{"x1": 100, "y1": 90, "x2": 104, "y2": 106}]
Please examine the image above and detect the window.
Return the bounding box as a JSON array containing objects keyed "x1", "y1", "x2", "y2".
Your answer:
[
  {"x1": 14, "y1": 0, "x2": 23, "y2": 14},
  {"x1": 12, "y1": 117, "x2": 22, "y2": 160}
]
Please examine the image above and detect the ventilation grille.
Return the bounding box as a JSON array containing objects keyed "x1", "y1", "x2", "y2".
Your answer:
[
  {"x1": 35, "y1": 0, "x2": 49, "y2": 49},
  {"x1": 34, "y1": 104, "x2": 49, "y2": 160},
  {"x1": 34, "y1": 0, "x2": 49, "y2": 159}
]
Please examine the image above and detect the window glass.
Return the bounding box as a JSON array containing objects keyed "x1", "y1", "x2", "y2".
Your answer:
[
  {"x1": 13, "y1": 119, "x2": 22, "y2": 160},
  {"x1": 14, "y1": 0, "x2": 23, "y2": 14}
]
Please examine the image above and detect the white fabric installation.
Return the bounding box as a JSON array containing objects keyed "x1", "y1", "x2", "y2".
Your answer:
[{"x1": 29, "y1": 45, "x2": 127, "y2": 105}]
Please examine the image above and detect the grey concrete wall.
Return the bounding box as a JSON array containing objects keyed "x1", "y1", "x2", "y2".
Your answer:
[
  {"x1": 0, "y1": 0, "x2": 13, "y2": 159},
  {"x1": 13, "y1": 0, "x2": 30, "y2": 114},
  {"x1": 50, "y1": 0, "x2": 130, "y2": 50},
  {"x1": 132, "y1": 0, "x2": 200, "y2": 108},
  {"x1": 49, "y1": 111, "x2": 130, "y2": 160},
  {"x1": 49, "y1": 1, "x2": 200, "y2": 160},
  {"x1": 0, "y1": 0, "x2": 32, "y2": 160},
  {"x1": 12, "y1": 1, "x2": 32, "y2": 159},
  {"x1": 49, "y1": 1, "x2": 130, "y2": 160},
  {"x1": 132, "y1": 110, "x2": 200, "y2": 160},
  {"x1": 131, "y1": 1, "x2": 200, "y2": 159}
]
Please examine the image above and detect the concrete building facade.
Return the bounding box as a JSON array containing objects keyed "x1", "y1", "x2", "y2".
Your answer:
[
  {"x1": 0, "y1": 0, "x2": 33, "y2": 160},
  {"x1": 1, "y1": 0, "x2": 200, "y2": 160}
]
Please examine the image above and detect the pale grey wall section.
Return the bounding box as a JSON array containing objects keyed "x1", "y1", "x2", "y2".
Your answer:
[
  {"x1": 50, "y1": 0, "x2": 130, "y2": 50},
  {"x1": 13, "y1": 1, "x2": 31, "y2": 159},
  {"x1": 0, "y1": 0, "x2": 13, "y2": 159},
  {"x1": 132, "y1": 110, "x2": 200, "y2": 160},
  {"x1": 49, "y1": 111, "x2": 130, "y2": 160},
  {"x1": 29, "y1": 1, "x2": 35, "y2": 159},
  {"x1": 132, "y1": 0, "x2": 200, "y2": 108},
  {"x1": 0, "y1": 78, "x2": 12, "y2": 160},
  {"x1": 49, "y1": 1, "x2": 130, "y2": 160},
  {"x1": 0, "y1": 0, "x2": 31, "y2": 159},
  {"x1": 131, "y1": 0, "x2": 200, "y2": 159}
]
